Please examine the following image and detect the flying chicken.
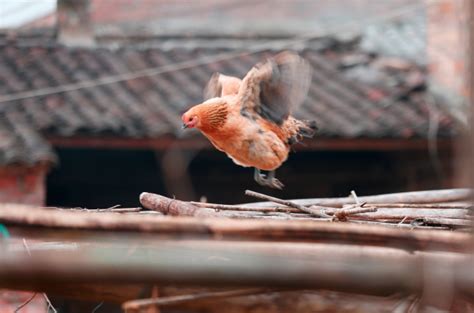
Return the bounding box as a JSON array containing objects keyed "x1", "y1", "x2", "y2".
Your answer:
[{"x1": 181, "y1": 52, "x2": 317, "y2": 189}]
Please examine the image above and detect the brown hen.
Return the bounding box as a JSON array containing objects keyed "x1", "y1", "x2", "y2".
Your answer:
[{"x1": 182, "y1": 52, "x2": 317, "y2": 189}]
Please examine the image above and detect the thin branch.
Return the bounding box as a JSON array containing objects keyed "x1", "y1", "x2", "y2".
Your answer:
[
  {"x1": 391, "y1": 295, "x2": 417, "y2": 313},
  {"x1": 22, "y1": 239, "x2": 57, "y2": 313},
  {"x1": 363, "y1": 203, "x2": 472, "y2": 209},
  {"x1": 190, "y1": 201, "x2": 301, "y2": 213},
  {"x1": 351, "y1": 190, "x2": 361, "y2": 205},
  {"x1": 14, "y1": 293, "x2": 37, "y2": 313},
  {"x1": 58, "y1": 207, "x2": 142, "y2": 213},
  {"x1": 44, "y1": 293, "x2": 57, "y2": 313},
  {"x1": 337, "y1": 206, "x2": 373, "y2": 216},
  {"x1": 245, "y1": 190, "x2": 331, "y2": 218},
  {"x1": 22, "y1": 238, "x2": 32, "y2": 256},
  {"x1": 122, "y1": 288, "x2": 274, "y2": 311},
  {"x1": 96, "y1": 208, "x2": 141, "y2": 213},
  {"x1": 329, "y1": 189, "x2": 371, "y2": 221},
  {"x1": 407, "y1": 296, "x2": 420, "y2": 313},
  {"x1": 398, "y1": 216, "x2": 408, "y2": 227},
  {"x1": 91, "y1": 301, "x2": 104, "y2": 313},
  {"x1": 333, "y1": 206, "x2": 377, "y2": 222}
]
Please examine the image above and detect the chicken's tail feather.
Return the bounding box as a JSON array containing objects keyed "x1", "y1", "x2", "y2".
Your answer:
[
  {"x1": 288, "y1": 119, "x2": 318, "y2": 145},
  {"x1": 298, "y1": 120, "x2": 318, "y2": 138}
]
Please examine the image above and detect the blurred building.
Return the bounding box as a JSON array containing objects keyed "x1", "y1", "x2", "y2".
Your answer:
[{"x1": 0, "y1": 0, "x2": 463, "y2": 208}]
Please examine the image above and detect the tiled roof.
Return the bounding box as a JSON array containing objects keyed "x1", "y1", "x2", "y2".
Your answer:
[
  {"x1": 0, "y1": 108, "x2": 55, "y2": 165},
  {"x1": 0, "y1": 35, "x2": 456, "y2": 165},
  {"x1": 360, "y1": 13, "x2": 426, "y2": 64}
]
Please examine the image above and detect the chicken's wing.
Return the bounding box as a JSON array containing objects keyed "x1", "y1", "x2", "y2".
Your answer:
[
  {"x1": 204, "y1": 72, "x2": 242, "y2": 99},
  {"x1": 239, "y1": 52, "x2": 312, "y2": 125}
]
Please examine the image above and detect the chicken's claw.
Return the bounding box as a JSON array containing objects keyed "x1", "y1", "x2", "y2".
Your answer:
[
  {"x1": 254, "y1": 169, "x2": 284, "y2": 189},
  {"x1": 267, "y1": 177, "x2": 284, "y2": 190}
]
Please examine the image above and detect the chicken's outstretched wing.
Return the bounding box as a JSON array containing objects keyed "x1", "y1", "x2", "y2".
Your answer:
[
  {"x1": 239, "y1": 52, "x2": 312, "y2": 125},
  {"x1": 204, "y1": 72, "x2": 242, "y2": 99}
]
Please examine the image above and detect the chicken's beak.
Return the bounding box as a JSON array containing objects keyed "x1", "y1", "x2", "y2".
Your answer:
[{"x1": 182, "y1": 123, "x2": 188, "y2": 129}]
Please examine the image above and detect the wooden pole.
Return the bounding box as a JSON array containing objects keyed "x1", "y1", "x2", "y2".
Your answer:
[
  {"x1": 0, "y1": 241, "x2": 472, "y2": 298},
  {"x1": 0, "y1": 204, "x2": 470, "y2": 252},
  {"x1": 241, "y1": 189, "x2": 472, "y2": 208}
]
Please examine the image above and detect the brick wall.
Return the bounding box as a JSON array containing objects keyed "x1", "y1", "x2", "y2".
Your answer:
[
  {"x1": 0, "y1": 164, "x2": 48, "y2": 312},
  {"x1": 427, "y1": 0, "x2": 469, "y2": 98},
  {"x1": 427, "y1": 0, "x2": 470, "y2": 187},
  {"x1": 0, "y1": 165, "x2": 47, "y2": 205}
]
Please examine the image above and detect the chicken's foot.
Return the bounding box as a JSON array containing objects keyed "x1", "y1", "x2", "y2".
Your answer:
[{"x1": 254, "y1": 168, "x2": 284, "y2": 189}]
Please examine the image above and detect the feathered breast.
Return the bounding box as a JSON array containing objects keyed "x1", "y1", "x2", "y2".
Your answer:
[{"x1": 199, "y1": 103, "x2": 229, "y2": 132}]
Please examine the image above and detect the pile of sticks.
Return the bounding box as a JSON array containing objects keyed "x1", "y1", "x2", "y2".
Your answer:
[
  {"x1": 0, "y1": 188, "x2": 472, "y2": 312},
  {"x1": 139, "y1": 188, "x2": 473, "y2": 230}
]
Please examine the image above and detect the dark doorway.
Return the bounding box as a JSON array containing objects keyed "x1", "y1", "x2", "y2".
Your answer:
[
  {"x1": 47, "y1": 148, "x2": 165, "y2": 208},
  {"x1": 47, "y1": 147, "x2": 447, "y2": 207}
]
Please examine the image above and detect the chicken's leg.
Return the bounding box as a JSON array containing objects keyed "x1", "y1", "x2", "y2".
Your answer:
[{"x1": 254, "y1": 168, "x2": 284, "y2": 189}]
